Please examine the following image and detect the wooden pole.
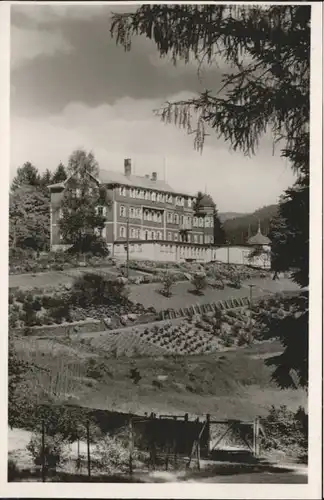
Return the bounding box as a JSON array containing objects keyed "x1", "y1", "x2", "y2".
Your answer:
[
  {"x1": 197, "y1": 440, "x2": 201, "y2": 470},
  {"x1": 165, "y1": 444, "x2": 169, "y2": 471},
  {"x1": 86, "y1": 420, "x2": 91, "y2": 478},
  {"x1": 252, "y1": 419, "x2": 256, "y2": 456},
  {"x1": 41, "y1": 419, "x2": 46, "y2": 482},
  {"x1": 129, "y1": 417, "x2": 133, "y2": 476},
  {"x1": 255, "y1": 417, "x2": 260, "y2": 457},
  {"x1": 126, "y1": 206, "x2": 130, "y2": 278},
  {"x1": 206, "y1": 414, "x2": 211, "y2": 455}
]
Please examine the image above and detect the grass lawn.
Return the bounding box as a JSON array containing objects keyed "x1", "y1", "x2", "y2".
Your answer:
[
  {"x1": 9, "y1": 266, "x2": 144, "y2": 290},
  {"x1": 15, "y1": 336, "x2": 306, "y2": 421},
  {"x1": 129, "y1": 278, "x2": 301, "y2": 312}
]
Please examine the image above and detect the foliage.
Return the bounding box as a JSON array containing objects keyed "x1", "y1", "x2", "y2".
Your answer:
[
  {"x1": 27, "y1": 432, "x2": 68, "y2": 470},
  {"x1": 8, "y1": 334, "x2": 31, "y2": 427},
  {"x1": 259, "y1": 292, "x2": 308, "y2": 389},
  {"x1": 52, "y1": 162, "x2": 67, "y2": 184},
  {"x1": 86, "y1": 358, "x2": 112, "y2": 380},
  {"x1": 160, "y1": 272, "x2": 176, "y2": 297},
  {"x1": 11, "y1": 162, "x2": 41, "y2": 191},
  {"x1": 111, "y1": 5, "x2": 309, "y2": 171},
  {"x1": 59, "y1": 149, "x2": 109, "y2": 253},
  {"x1": 70, "y1": 272, "x2": 129, "y2": 309},
  {"x1": 110, "y1": 4, "x2": 309, "y2": 394},
  {"x1": 191, "y1": 272, "x2": 208, "y2": 295},
  {"x1": 213, "y1": 206, "x2": 226, "y2": 244},
  {"x1": 270, "y1": 175, "x2": 309, "y2": 288},
  {"x1": 67, "y1": 234, "x2": 109, "y2": 256},
  {"x1": 261, "y1": 405, "x2": 308, "y2": 462},
  {"x1": 95, "y1": 431, "x2": 145, "y2": 474},
  {"x1": 223, "y1": 205, "x2": 277, "y2": 245},
  {"x1": 9, "y1": 185, "x2": 50, "y2": 252},
  {"x1": 193, "y1": 191, "x2": 207, "y2": 215}
]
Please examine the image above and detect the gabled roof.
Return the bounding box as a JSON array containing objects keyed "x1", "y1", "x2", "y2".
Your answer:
[
  {"x1": 48, "y1": 168, "x2": 192, "y2": 196},
  {"x1": 98, "y1": 169, "x2": 176, "y2": 193}
]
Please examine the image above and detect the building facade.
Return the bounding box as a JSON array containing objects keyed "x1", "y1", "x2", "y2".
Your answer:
[{"x1": 49, "y1": 158, "x2": 215, "y2": 252}]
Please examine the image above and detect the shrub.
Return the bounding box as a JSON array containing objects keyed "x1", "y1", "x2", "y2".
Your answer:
[
  {"x1": 27, "y1": 432, "x2": 68, "y2": 471},
  {"x1": 70, "y1": 273, "x2": 129, "y2": 309},
  {"x1": 191, "y1": 273, "x2": 208, "y2": 295},
  {"x1": 160, "y1": 272, "x2": 176, "y2": 297},
  {"x1": 7, "y1": 458, "x2": 20, "y2": 481},
  {"x1": 261, "y1": 405, "x2": 308, "y2": 462}
]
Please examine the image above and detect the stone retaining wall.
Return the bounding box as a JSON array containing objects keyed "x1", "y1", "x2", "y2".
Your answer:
[{"x1": 12, "y1": 319, "x2": 106, "y2": 337}]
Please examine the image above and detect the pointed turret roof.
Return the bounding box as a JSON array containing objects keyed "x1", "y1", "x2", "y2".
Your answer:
[{"x1": 247, "y1": 220, "x2": 271, "y2": 245}]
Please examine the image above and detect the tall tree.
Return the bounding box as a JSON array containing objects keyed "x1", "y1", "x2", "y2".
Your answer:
[
  {"x1": 11, "y1": 162, "x2": 41, "y2": 192},
  {"x1": 193, "y1": 191, "x2": 206, "y2": 215},
  {"x1": 111, "y1": 5, "x2": 309, "y2": 173},
  {"x1": 9, "y1": 185, "x2": 50, "y2": 251},
  {"x1": 270, "y1": 175, "x2": 309, "y2": 288},
  {"x1": 66, "y1": 149, "x2": 99, "y2": 178},
  {"x1": 40, "y1": 169, "x2": 53, "y2": 192},
  {"x1": 59, "y1": 149, "x2": 109, "y2": 253},
  {"x1": 52, "y1": 162, "x2": 68, "y2": 184},
  {"x1": 111, "y1": 5, "x2": 310, "y2": 389},
  {"x1": 213, "y1": 207, "x2": 226, "y2": 245}
]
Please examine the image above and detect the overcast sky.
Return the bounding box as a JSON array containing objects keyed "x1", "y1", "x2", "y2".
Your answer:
[{"x1": 10, "y1": 4, "x2": 296, "y2": 213}]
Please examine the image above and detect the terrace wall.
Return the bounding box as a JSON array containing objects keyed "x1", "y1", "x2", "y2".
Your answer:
[
  {"x1": 12, "y1": 319, "x2": 105, "y2": 337},
  {"x1": 113, "y1": 241, "x2": 271, "y2": 269}
]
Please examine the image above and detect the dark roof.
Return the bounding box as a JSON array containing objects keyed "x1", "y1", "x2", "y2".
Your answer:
[
  {"x1": 248, "y1": 231, "x2": 271, "y2": 245},
  {"x1": 48, "y1": 169, "x2": 193, "y2": 196},
  {"x1": 198, "y1": 194, "x2": 215, "y2": 208},
  {"x1": 98, "y1": 169, "x2": 178, "y2": 193}
]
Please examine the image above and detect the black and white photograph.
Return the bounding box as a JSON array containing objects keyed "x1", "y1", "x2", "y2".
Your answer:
[{"x1": 4, "y1": 1, "x2": 322, "y2": 497}]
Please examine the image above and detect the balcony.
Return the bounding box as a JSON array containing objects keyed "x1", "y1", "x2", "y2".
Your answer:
[{"x1": 180, "y1": 222, "x2": 192, "y2": 231}]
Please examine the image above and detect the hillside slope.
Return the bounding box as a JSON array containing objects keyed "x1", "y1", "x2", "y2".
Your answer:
[
  {"x1": 14, "y1": 336, "x2": 306, "y2": 421},
  {"x1": 223, "y1": 204, "x2": 278, "y2": 244}
]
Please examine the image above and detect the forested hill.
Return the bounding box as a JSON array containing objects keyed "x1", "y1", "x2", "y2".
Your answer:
[{"x1": 221, "y1": 204, "x2": 278, "y2": 245}]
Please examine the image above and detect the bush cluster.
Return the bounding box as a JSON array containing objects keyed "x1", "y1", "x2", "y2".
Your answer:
[
  {"x1": 9, "y1": 248, "x2": 112, "y2": 275},
  {"x1": 261, "y1": 405, "x2": 308, "y2": 462},
  {"x1": 9, "y1": 273, "x2": 156, "y2": 330}
]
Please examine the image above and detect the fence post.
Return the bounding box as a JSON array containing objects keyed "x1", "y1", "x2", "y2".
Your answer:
[
  {"x1": 206, "y1": 414, "x2": 211, "y2": 455},
  {"x1": 173, "y1": 416, "x2": 177, "y2": 469},
  {"x1": 197, "y1": 440, "x2": 201, "y2": 470},
  {"x1": 41, "y1": 419, "x2": 45, "y2": 482},
  {"x1": 129, "y1": 417, "x2": 133, "y2": 476},
  {"x1": 252, "y1": 418, "x2": 256, "y2": 456},
  {"x1": 86, "y1": 420, "x2": 91, "y2": 478},
  {"x1": 255, "y1": 417, "x2": 260, "y2": 457}
]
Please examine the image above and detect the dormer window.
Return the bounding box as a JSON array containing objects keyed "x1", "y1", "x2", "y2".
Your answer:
[
  {"x1": 187, "y1": 197, "x2": 192, "y2": 208},
  {"x1": 151, "y1": 192, "x2": 156, "y2": 202}
]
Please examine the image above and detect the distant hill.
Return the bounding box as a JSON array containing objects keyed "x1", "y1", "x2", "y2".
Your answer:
[
  {"x1": 223, "y1": 204, "x2": 278, "y2": 244},
  {"x1": 218, "y1": 212, "x2": 247, "y2": 223}
]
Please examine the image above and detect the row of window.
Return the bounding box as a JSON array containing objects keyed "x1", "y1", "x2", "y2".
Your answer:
[
  {"x1": 59, "y1": 226, "x2": 107, "y2": 241},
  {"x1": 119, "y1": 226, "x2": 214, "y2": 244},
  {"x1": 119, "y1": 205, "x2": 214, "y2": 227},
  {"x1": 119, "y1": 186, "x2": 192, "y2": 207},
  {"x1": 58, "y1": 206, "x2": 107, "y2": 218}
]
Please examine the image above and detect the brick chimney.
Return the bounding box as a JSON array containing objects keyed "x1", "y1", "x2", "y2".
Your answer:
[
  {"x1": 124, "y1": 158, "x2": 131, "y2": 177},
  {"x1": 151, "y1": 172, "x2": 157, "y2": 181}
]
